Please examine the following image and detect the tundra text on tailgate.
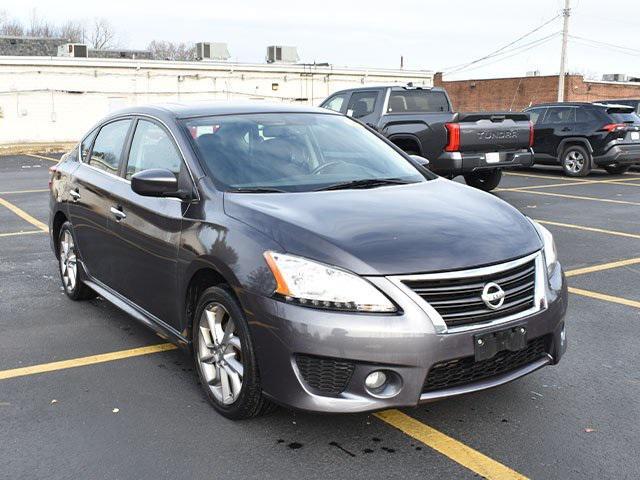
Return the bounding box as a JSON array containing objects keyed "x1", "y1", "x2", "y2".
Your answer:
[{"x1": 321, "y1": 85, "x2": 534, "y2": 191}]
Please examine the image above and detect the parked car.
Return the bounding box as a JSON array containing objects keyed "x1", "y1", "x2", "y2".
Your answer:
[
  {"x1": 49, "y1": 102, "x2": 567, "y2": 419},
  {"x1": 597, "y1": 99, "x2": 640, "y2": 115},
  {"x1": 524, "y1": 102, "x2": 640, "y2": 176},
  {"x1": 320, "y1": 84, "x2": 534, "y2": 191}
]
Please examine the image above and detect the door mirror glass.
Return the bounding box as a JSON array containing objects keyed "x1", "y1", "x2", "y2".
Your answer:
[
  {"x1": 409, "y1": 154, "x2": 430, "y2": 168},
  {"x1": 131, "y1": 168, "x2": 181, "y2": 198}
]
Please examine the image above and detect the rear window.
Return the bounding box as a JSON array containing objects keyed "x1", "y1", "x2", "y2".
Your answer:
[
  {"x1": 387, "y1": 90, "x2": 450, "y2": 113},
  {"x1": 606, "y1": 109, "x2": 640, "y2": 124}
]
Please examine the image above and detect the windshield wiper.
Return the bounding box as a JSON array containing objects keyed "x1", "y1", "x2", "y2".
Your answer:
[
  {"x1": 229, "y1": 187, "x2": 287, "y2": 193},
  {"x1": 315, "y1": 178, "x2": 415, "y2": 191}
]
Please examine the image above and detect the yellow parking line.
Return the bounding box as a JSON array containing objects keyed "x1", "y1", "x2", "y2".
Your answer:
[
  {"x1": 24, "y1": 153, "x2": 59, "y2": 163},
  {"x1": 504, "y1": 171, "x2": 588, "y2": 182},
  {"x1": 0, "y1": 188, "x2": 49, "y2": 195},
  {"x1": 0, "y1": 197, "x2": 48, "y2": 231},
  {"x1": 0, "y1": 343, "x2": 178, "y2": 381},
  {"x1": 375, "y1": 410, "x2": 527, "y2": 480},
  {"x1": 535, "y1": 219, "x2": 640, "y2": 240},
  {"x1": 0, "y1": 230, "x2": 45, "y2": 238},
  {"x1": 565, "y1": 258, "x2": 640, "y2": 277},
  {"x1": 569, "y1": 287, "x2": 640, "y2": 309},
  {"x1": 507, "y1": 189, "x2": 640, "y2": 206},
  {"x1": 498, "y1": 177, "x2": 640, "y2": 192}
]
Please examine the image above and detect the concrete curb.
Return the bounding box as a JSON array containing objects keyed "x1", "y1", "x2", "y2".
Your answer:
[{"x1": 0, "y1": 142, "x2": 75, "y2": 156}]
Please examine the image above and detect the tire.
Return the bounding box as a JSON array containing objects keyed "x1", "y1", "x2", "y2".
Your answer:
[
  {"x1": 561, "y1": 145, "x2": 591, "y2": 177},
  {"x1": 463, "y1": 169, "x2": 502, "y2": 191},
  {"x1": 604, "y1": 164, "x2": 630, "y2": 175},
  {"x1": 57, "y1": 221, "x2": 96, "y2": 301},
  {"x1": 192, "y1": 286, "x2": 275, "y2": 420}
]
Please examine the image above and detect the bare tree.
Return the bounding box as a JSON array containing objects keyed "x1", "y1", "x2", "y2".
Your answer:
[
  {"x1": 148, "y1": 40, "x2": 195, "y2": 61},
  {"x1": 86, "y1": 17, "x2": 116, "y2": 49},
  {"x1": 58, "y1": 20, "x2": 84, "y2": 43},
  {"x1": 0, "y1": 10, "x2": 25, "y2": 36},
  {"x1": 27, "y1": 8, "x2": 57, "y2": 38}
]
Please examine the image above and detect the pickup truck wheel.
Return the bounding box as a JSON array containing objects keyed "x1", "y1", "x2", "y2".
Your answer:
[
  {"x1": 193, "y1": 286, "x2": 275, "y2": 420},
  {"x1": 561, "y1": 146, "x2": 591, "y2": 177},
  {"x1": 604, "y1": 165, "x2": 630, "y2": 175},
  {"x1": 463, "y1": 169, "x2": 502, "y2": 191}
]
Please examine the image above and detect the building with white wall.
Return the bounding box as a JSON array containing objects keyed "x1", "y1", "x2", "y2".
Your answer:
[{"x1": 0, "y1": 56, "x2": 432, "y2": 145}]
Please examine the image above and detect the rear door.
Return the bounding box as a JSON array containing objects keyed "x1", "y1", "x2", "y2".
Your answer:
[
  {"x1": 107, "y1": 117, "x2": 189, "y2": 328},
  {"x1": 67, "y1": 118, "x2": 133, "y2": 287}
]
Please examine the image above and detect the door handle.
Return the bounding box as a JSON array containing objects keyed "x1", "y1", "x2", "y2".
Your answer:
[
  {"x1": 69, "y1": 190, "x2": 81, "y2": 201},
  {"x1": 561, "y1": 127, "x2": 572, "y2": 132},
  {"x1": 110, "y1": 206, "x2": 126, "y2": 221}
]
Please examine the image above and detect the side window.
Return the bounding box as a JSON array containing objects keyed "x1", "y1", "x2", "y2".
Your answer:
[
  {"x1": 542, "y1": 107, "x2": 575, "y2": 124},
  {"x1": 527, "y1": 108, "x2": 546, "y2": 125},
  {"x1": 80, "y1": 128, "x2": 98, "y2": 162},
  {"x1": 89, "y1": 120, "x2": 132, "y2": 175},
  {"x1": 126, "y1": 120, "x2": 183, "y2": 180},
  {"x1": 347, "y1": 91, "x2": 378, "y2": 119},
  {"x1": 575, "y1": 108, "x2": 593, "y2": 123},
  {"x1": 322, "y1": 94, "x2": 347, "y2": 113}
]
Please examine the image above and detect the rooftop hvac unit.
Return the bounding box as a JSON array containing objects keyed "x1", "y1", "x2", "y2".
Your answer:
[
  {"x1": 526, "y1": 70, "x2": 540, "y2": 77},
  {"x1": 57, "y1": 43, "x2": 88, "y2": 58},
  {"x1": 196, "y1": 42, "x2": 230, "y2": 61},
  {"x1": 266, "y1": 46, "x2": 299, "y2": 64},
  {"x1": 602, "y1": 73, "x2": 628, "y2": 82}
]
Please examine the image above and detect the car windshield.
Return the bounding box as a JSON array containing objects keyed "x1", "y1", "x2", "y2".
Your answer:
[{"x1": 183, "y1": 113, "x2": 430, "y2": 192}]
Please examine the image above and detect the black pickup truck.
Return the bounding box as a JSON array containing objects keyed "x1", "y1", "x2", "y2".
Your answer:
[{"x1": 320, "y1": 85, "x2": 534, "y2": 191}]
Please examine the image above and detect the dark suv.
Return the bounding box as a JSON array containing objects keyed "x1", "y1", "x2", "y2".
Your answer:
[
  {"x1": 524, "y1": 102, "x2": 640, "y2": 176},
  {"x1": 49, "y1": 102, "x2": 567, "y2": 419}
]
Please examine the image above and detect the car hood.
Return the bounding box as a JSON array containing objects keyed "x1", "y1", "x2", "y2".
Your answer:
[{"x1": 223, "y1": 179, "x2": 542, "y2": 275}]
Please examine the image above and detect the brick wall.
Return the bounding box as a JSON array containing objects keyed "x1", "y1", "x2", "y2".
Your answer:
[{"x1": 434, "y1": 72, "x2": 640, "y2": 112}]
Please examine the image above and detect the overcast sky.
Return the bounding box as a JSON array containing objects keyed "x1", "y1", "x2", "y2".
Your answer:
[{"x1": 3, "y1": 0, "x2": 639, "y2": 80}]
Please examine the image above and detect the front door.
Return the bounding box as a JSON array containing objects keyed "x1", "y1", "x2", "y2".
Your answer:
[{"x1": 108, "y1": 118, "x2": 188, "y2": 329}]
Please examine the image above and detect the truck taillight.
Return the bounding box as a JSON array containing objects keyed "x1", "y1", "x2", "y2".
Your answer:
[
  {"x1": 601, "y1": 123, "x2": 625, "y2": 132},
  {"x1": 444, "y1": 123, "x2": 460, "y2": 152},
  {"x1": 48, "y1": 165, "x2": 58, "y2": 189},
  {"x1": 529, "y1": 121, "x2": 534, "y2": 147}
]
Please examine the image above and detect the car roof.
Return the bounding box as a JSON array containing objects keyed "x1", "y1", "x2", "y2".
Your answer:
[
  {"x1": 329, "y1": 85, "x2": 445, "y2": 95},
  {"x1": 108, "y1": 101, "x2": 338, "y2": 120},
  {"x1": 526, "y1": 102, "x2": 597, "y2": 108}
]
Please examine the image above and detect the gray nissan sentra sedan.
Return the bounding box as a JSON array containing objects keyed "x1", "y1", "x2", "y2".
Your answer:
[{"x1": 49, "y1": 102, "x2": 568, "y2": 419}]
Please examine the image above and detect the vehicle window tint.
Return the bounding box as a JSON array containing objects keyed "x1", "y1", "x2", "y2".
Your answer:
[
  {"x1": 607, "y1": 111, "x2": 640, "y2": 123},
  {"x1": 575, "y1": 108, "x2": 593, "y2": 123},
  {"x1": 542, "y1": 107, "x2": 575, "y2": 124},
  {"x1": 322, "y1": 94, "x2": 347, "y2": 112},
  {"x1": 526, "y1": 108, "x2": 546, "y2": 125},
  {"x1": 126, "y1": 120, "x2": 182, "y2": 180},
  {"x1": 89, "y1": 120, "x2": 131, "y2": 174},
  {"x1": 347, "y1": 91, "x2": 377, "y2": 118},
  {"x1": 387, "y1": 90, "x2": 450, "y2": 113},
  {"x1": 80, "y1": 128, "x2": 98, "y2": 162}
]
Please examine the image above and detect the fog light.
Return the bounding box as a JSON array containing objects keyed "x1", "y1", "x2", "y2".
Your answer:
[{"x1": 365, "y1": 371, "x2": 387, "y2": 390}]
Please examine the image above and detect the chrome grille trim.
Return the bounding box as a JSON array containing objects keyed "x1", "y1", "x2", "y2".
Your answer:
[{"x1": 387, "y1": 251, "x2": 547, "y2": 334}]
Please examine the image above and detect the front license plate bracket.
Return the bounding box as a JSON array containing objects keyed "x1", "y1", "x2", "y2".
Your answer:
[{"x1": 474, "y1": 326, "x2": 527, "y2": 362}]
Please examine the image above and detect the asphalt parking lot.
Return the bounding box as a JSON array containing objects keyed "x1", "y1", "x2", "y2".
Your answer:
[{"x1": 1, "y1": 153, "x2": 639, "y2": 480}]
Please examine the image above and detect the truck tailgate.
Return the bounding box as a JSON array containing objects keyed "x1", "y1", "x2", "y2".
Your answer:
[{"x1": 455, "y1": 112, "x2": 531, "y2": 152}]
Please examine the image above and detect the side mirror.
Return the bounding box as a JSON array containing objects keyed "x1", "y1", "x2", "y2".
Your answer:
[
  {"x1": 409, "y1": 154, "x2": 430, "y2": 168},
  {"x1": 131, "y1": 168, "x2": 183, "y2": 198}
]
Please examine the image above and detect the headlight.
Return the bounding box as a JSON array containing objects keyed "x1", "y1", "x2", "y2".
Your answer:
[
  {"x1": 531, "y1": 221, "x2": 558, "y2": 275},
  {"x1": 263, "y1": 251, "x2": 396, "y2": 313}
]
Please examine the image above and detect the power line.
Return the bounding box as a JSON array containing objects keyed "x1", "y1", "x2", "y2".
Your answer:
[
  {"x1": 569, "y1": 35, "x2": 640, "y2": 56},
  {"x1": 442, "y1": 14, "x2": 560, "y2": 74}
]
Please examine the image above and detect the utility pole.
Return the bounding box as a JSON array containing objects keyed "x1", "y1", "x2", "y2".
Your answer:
[{"x1": 558, "y1": 0, "x2": 571, "y2": 102}]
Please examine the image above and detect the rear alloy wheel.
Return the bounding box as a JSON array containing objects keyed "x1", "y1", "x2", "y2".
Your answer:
[
  {"x1": 604, "y1": 164, "x2": 630, "y2": 175},
  {"x1": 463, "y1": 169, "x2": 502, "y2": 191},
  {"x1": 58, "y1": 221, "x2": 95, "y2": 301},
  {"x1": 561, "y1": 146, "x2": 591, "y2": 177},
  {"x1": 193, "y1": 286, "x2": 274, "y2": 419}
]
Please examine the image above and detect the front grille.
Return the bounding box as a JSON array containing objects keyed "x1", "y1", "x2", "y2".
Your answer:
[
  {"x1": 422, "y1": 335, "x2": 549, "y2": 393},
  {"x1": 403, "y1": 258, "x2": 537, "y2": 328},
  {"x1": 295, "y1": 354, "x2": 355, "y2": 395}
]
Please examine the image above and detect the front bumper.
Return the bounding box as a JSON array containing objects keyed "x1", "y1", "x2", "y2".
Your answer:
[
  {"x1": 432, "y1": 149, "x2": 534, "y2": 176},
  {"x1": 594, "y1": 143, "x2": 640, "y2": 166},
  {"x1": 241, "y1": 257, "x2": 568, "y2": 413}
]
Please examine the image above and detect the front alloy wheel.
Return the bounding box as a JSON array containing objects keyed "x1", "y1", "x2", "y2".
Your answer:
[{"x1": 197, "y1": 302, "x2": 244, "y2": 405}]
